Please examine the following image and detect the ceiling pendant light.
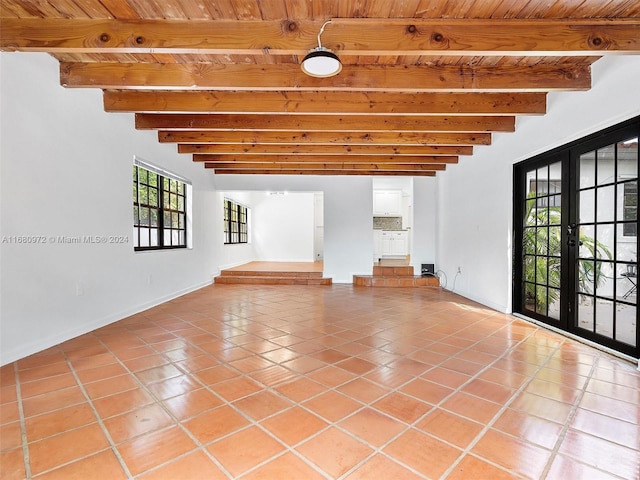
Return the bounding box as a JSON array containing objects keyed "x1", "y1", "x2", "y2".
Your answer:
[{"x1": 301, "y1": 20, "x2": 342, "y2": 78}]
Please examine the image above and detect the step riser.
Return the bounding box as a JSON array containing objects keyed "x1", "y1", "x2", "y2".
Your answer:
[
  {"x1": 372, "y1": 266, "x2": 414, "y2": 277},
  {"x1": 215, "y1": 276, "x2": 331, "y2": 285},
  {"x1": 353, "y1": 275, "x2": 439, "y2": 287},
  {"x1": 221, "y1": 271, "x2": 323, "y2": 278}
]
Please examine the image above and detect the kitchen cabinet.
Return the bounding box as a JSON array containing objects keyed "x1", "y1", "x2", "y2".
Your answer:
[
  {"x1": 373, "y1": 230, "x2": 382, "y2": 259},
  {"x1": 373, "y1": 190, "x2": 402, "y2": 216},
  {"x1": 379, "y1": 230, "x2": 408, "y2": 256},
  {"x1": 391, "y1": 231, "x2": 407, "y2": 255}
]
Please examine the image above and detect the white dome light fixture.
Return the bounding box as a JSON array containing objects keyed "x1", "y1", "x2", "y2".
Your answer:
[{"x1": 301, "y1": 20, "x2": 342, "y2": 78}]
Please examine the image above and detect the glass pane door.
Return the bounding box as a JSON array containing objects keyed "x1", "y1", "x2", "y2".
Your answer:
[
  {"x1": 521, "y1": 160, "x2": 564, "y2": 324},
  {"x1": 514, "y1": 117, "x2": 639, "y2": 359},
  {"x1": 574, "y1": 137, "x2": 638, "y2": 352}
]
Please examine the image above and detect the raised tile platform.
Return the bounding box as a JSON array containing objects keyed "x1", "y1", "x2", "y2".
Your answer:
[
  {"x1": 215, "y1": 262, "x2": 332, "y2": 285},
  {"x1": 354, "y1": 264, "x2": 439, "y2": 287}
]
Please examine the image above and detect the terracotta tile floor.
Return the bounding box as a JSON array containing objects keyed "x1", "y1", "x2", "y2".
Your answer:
[{"x1": 1, "y1": 284, "x2": 639, "y2": 479}]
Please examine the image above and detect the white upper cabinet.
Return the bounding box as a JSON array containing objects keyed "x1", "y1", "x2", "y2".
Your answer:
[{"x1": 373, "y1": 190, "x2": 402, "y2": 216}]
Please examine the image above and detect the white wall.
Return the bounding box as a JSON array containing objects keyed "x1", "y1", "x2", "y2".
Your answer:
[
  {"x1": 412, "y1": 178, "x2": 438, "y2": 273},
  {"x1": 213, "y1": 175, "x2": 373, "y2": 282},
  {"x1": 436, "y1": 55, "x2": 640, "y2": 313},
  {"x1": 252, "y1": 192, "x2": 315, "y2": 262},
  {"x1": 0, "y1": 53, "x2": 217, "y2": 364}
]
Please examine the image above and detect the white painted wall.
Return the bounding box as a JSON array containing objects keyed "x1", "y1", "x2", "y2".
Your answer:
[
  {"x1": 412, "y1": 178, "x2": 438, "y2": 274},
  {"x1": 0, "y1": 53, "x2": 217, "y2": 364},
  {"x1": 436, "y1": 55, "x2": 640, "y2": 313},
  {"x1": 252, "y1": 192, "x2": 315, "y2": 262},
  {"x1": 213, "y1": 175, "x2": 373, "y2": 282}
]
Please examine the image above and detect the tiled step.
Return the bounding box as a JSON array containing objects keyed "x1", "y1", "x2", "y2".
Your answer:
[
  {"x1": 353, "y1": 275, "x2": 439, "y2": 287},
  {"x1": 220, "y1": 270, "x2": 323, "y2": 278},
  {"x1": 372, "y1": 265, "x2": 414, "y2": 277},
  {"x1": 215, "y1": 273, "x2": 331, "y2": 285}
]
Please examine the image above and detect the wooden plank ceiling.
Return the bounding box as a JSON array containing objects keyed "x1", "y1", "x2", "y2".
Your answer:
[{"x1": 2, "y1": 1, "x2": 639, "y2": 176}]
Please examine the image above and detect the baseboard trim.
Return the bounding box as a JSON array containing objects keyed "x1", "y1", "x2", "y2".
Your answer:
[{"x1": 443, "y1": 287, "x2": 509, "y2": 314}]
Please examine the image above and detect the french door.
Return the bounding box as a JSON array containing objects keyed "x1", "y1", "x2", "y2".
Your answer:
[{"x1": 514, "y1": 117, "x2": 639, "y2": 358}]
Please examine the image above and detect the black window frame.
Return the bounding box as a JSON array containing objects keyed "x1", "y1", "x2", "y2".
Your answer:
[
  {"x1": 623, "y1": 180, "x2": 637, "y2": 237},
  {"x1": 224, "y1": 198, "x2": 248, "y2": 244},
  {"x1": 133, "y1": 163, "x2": 188, "y2": 251}
]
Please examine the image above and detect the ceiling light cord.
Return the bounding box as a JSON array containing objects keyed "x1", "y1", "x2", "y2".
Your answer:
[{"x1": 316, "y1": 20, "x2": 332, "y2": 49}]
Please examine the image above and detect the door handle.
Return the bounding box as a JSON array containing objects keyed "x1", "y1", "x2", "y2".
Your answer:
[{"x1": 568, "y1": 239, "x2": 584, "y2": 247}]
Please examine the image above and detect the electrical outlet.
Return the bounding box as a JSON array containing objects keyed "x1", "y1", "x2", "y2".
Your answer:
[{"x1": 457, "y1": 266, "x2": 462, "y2": 274}]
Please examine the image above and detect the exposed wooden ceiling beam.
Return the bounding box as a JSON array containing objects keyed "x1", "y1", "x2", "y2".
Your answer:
[
  {"x1": 210, "y1": 170, "x2": 437, "y2": 176},
  {"x1": 179, "y1": 144, "x2": 472, "y2": 155},
  {"x1": 103, "y1": 91, "x2": 546, "y2": 115},
  {"x1": 194, "y1": 155, "x2": 459, "y2": 164},
  {"x1": 206, "y1": 167, "x2": 437, "y2": 176},
  {"x1": 136, "y1": 113, "x2": 515, "y2": 132},
  {"x1": 62, "y1": 62, "x2": 590, "y2": 92},
  {"x1": 206, "y1": 162, "x2": 447, "y2": 171},
  {"x1": 159, "y1": 131, "x2": 492, "y2": 145},
  {"x1": 3, "y1": 18, "x2": 639, "y2": 55}
]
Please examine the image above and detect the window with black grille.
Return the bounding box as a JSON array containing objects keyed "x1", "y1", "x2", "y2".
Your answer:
[
  {"x1": 224, "y1": 199, "x2": 248, "y2": 244},
  {"x1": 133, "y1": 160, "x2": 189, "y2": 251}
]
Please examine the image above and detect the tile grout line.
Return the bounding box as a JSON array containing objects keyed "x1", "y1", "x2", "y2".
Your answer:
[
  {"x1": 210, "y1": 286, "x2": 635, "y2": 478},
  {"x1": 213, "y1": 307, "x2": 443, "y2": 479},
  {"x1": 11, "y1": 285, "x2": 637, "y2": 479},
  {"x1": 62, "y1": 350, "x2": 134, "y2": 479},
  {"x1": 108, "y1": 313, "x2": 341, "y2": 479},
  {"x1": 538, "y1": 354, "x2": 624, "y2": 480},
  {"x1": 334, "y1": 313, "x2": 547, "y2": 480},
  {"x1": 13, "y1": 362, "x2": 32, "y2": 480},
  {"x1": 93, "y1": 330, "x2": 239, "y2": 480},
  {"x1": 117, "y1": 313, "x2": 330, "y2": 479},
  {"x1": 436, "y1": 325, "x2": 565, "y2": 480}
]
